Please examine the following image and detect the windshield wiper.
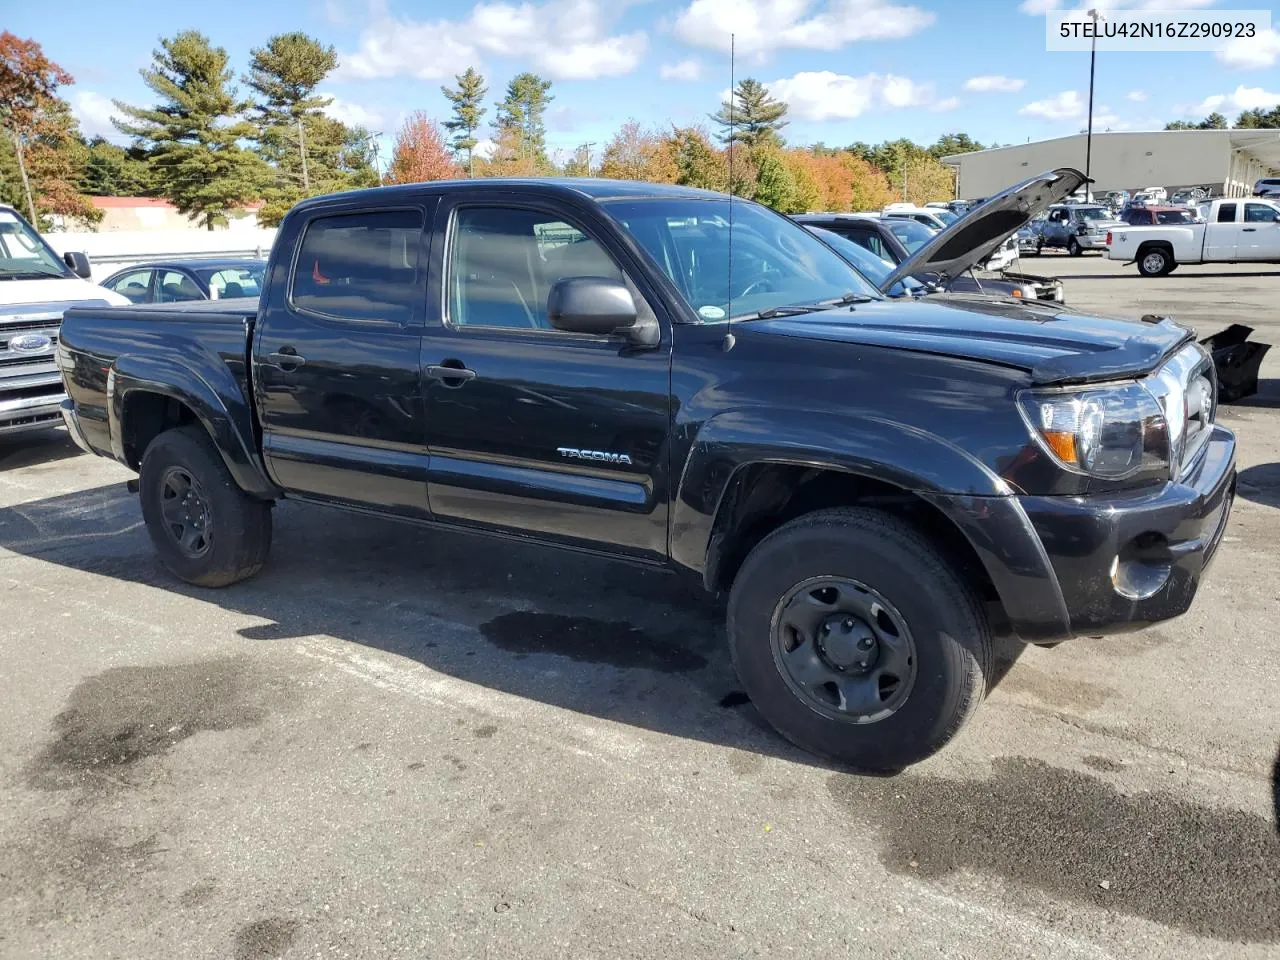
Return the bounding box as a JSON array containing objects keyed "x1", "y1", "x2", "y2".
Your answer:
[
  {"x1": 738, "y1": 303, "x2": 828, "y2": 321},
  {"x1": 0, "y1": 269, "x2": 68, "y2": 280},
  {"x1": 825, "y1": 291, "x2": 876, "y2": 306}
]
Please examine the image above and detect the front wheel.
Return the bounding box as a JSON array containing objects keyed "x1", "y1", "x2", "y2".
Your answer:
[
  {"x1": 1137, "y1": 247, "x2": 1175, "y2": 277},
  {"x1": 727, "y1": 508, "x2": 992, "y2": 771},
  {"x1": 139, "y1": 425, "x2": 273, "y2": 587},
  {"x1": 1068, "y1": 237, "x2": 1083, "y2": 256}
]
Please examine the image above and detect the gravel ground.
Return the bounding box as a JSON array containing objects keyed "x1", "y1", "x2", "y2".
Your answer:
[{"x1": 2, "y1": 254, "x2": 1278, "y2": 960}]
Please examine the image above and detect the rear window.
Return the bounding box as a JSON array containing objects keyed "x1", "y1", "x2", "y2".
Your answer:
[{"x1": 290, "y1": 210, "x2": 423, "y2": 323}]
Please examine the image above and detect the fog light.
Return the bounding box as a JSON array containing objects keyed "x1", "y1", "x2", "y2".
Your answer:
[{"x1": 1111, "y1": 534, "x2": 1172, "y2": 601}]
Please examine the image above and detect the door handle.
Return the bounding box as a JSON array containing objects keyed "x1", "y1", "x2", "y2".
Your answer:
[
  {"x1": 425, "y1": 362, "x2": 477, "y2": 387},
  {"x1": 267, "y1": 350, "x2": 306, "y2": 370},
  {"x1": 1242, "y1": 228, "x2": 1257, "y2": 232}
]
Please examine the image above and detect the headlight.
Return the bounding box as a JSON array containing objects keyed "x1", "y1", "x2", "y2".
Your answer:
[{"x1": 1016, "y1": 382, "x2": 1170, "y2": 480}]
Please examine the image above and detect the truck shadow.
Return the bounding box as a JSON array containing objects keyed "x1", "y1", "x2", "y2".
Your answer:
[
  {"x1": 1236, "y1": 463, "x2": 1280, "y2": 508},
  {"x1": 0, "y1": 482, "x2": 1027, "y2": 774}
]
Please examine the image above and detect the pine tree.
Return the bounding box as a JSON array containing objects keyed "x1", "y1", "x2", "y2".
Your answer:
[
  {"x1": 245, "y1": 32, "x2": 375, "y2": 225},
  {"x1": 80, "y1": 138, "x2": 155, "y2": 196},
  {"x1": 441, "y1": 67, "x2": 487, "y2": 175},
  {"x1": 495, "y1": 73, "x2": 554, "y2": 162},
  {"x1": 115, "y1": 31, "x2": 265, "y2": 229},
  {"x1": 710, "y1": 78, "x2": 788, "y2": 149}
]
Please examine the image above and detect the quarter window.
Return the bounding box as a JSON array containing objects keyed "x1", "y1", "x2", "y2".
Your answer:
[
  {"x1": 448, "y1": 207, "x2": 623, "y2": 330},
  {"x1": 292, "y1": 210, "x2": 423, "y2": 323}
]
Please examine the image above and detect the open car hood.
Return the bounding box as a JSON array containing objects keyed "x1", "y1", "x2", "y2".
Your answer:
[{"x1": 879, "y1": 167, "x2": 1088, "y2": 293}]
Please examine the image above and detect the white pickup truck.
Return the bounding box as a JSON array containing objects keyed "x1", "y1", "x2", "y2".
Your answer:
[{"x1": 1107, "y1": 197, "x2": 1280, "y2": 276}]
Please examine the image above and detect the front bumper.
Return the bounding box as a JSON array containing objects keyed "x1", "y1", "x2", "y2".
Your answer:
[
  {"x1": 0, "y1": 390, "x2": 66, "y2": 435},
  {"x1": 1076, "y1": 233, "x2": 1109, "y2": 249},
  {"x1": 933, "y1": 425, "x2": 1236, "y2": 642}
]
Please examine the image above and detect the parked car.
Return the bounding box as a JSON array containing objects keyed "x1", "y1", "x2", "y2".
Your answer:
[
  {"x1": 60, "y1": 171, "x2": 1237, "y2": 771},
  {"x1": 1169, "y1": 187, "x2": 1209, "y2": 208},
  {"x1": 793, "y1": 213, "x2": 1062, "y2": 301},
  {"x1": 0, "y1": 204, "x2": 128, "y2": 438},
  {"x1": 1120, "y1": 205, "x2": 1201, "y2": 226},
  {"x1": 1017, "y1": 219, "x2": 1045, "y2": 255},
  {"x1": 801, "y1": 226, "x2": 926, "y2": 298},
  {"x1": 882, "y1": 203, "x2": 957, "y2": 230},
  {"x1": 1107, "y1": 196, "x2": 1280, "y2": 276},
  {"x1": 1039, "y1": 203, "x2": 1126, "y2": 255},
  {"x1": 1252, "y1": 177, "x2": 1280, "y2": 198},
  {"x1": 1141, "y1": 186, "x2": 1168, "y2": 203},
  {"x1": 100, "y1": 258, "x2": 267, "y2": 305},
  {"x1": 1101, "y1": 190, "x2": 1130, "y2": 212}
]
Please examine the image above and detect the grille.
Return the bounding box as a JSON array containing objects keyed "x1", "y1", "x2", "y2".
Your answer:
[{"x1": 0, "y1": 318, "x2": 60, "y2": 367}]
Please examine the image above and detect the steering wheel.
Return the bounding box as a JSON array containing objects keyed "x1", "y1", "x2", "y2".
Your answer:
[{"x1": 736, "y1": 276, "x2": 775, "y2": 299}]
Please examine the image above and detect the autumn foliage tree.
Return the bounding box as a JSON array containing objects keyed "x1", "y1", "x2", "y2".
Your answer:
[
  {"x1": 385, "y1": 112, "x2": 460, "y2": 184},
  {"x1": 598, "y1": 121, "x2": 676, "y2": 183},
  {"x1": 0, "y1": 31, "x2": 99, "y2": 226}
]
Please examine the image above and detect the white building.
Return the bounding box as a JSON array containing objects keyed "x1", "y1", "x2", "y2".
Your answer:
[{"x1": 942, "y1": 129, "x2": 1280, "y2": 200}]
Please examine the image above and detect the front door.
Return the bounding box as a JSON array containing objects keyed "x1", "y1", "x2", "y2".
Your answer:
[
  {"x1": 1240, "y1": 202, "x2": 1280, "y2": 260},
  {"x1": 1204, "y1": 201, "x2": 1239, "y2": 260},
  {"x1": 420, "y1": 197, "x2": 673, "y2": 560},
  {"x1": 254, "y1": 200, "x2": 436, "y2": 519}
]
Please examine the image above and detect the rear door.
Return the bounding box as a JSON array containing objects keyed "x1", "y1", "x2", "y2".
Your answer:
[
  {"x1": 419, "y1": 192, "x2": 674, "y2": 559},
  {"x1": 254, "y1": 198, "x2": 437, "y2": 519},
  {"x1": 1240, "y1": 202, "x2": 1280, "y2": 260},
  {"x1": 103, "y1": 268, "x2": 154, "y2": 304},
  {"x1": 1204, "y1": 202, "x2": 1239, "y2": 260}
]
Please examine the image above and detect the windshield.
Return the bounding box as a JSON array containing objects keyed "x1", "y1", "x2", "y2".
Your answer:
[
  {"x1": 0, "y1": 210, "x2": 72, "y2": 280},
  {"x1": 804, "y1": 226, "x2": 923, "y2": 295},
  {"x1": 602, "y1": 198, "x2": 881, "y2": 321},
  {"x1": 1076, "y1": 207, "x2": 1111, "y2": 221},
  {"x1": 883, "y1": 217, "x2": 935, "y2": 253},
  {"x1": 198, "y1": 263, "x2": 266, "y2": 299}
]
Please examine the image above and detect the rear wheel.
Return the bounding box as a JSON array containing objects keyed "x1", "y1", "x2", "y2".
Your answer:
[
  {"x1": 727, "y1": 508, "x2": 992, "y2": 771},
  {"x1": 1137, "y1": 247, "x2": 1175, "y2": 277},
  {"x1": 139, "y1": 426, "x2": 272, "y2": 587}
]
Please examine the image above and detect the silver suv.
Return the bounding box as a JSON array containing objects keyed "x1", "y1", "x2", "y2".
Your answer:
[
  {"x1": 1255, "y1": 177, "x2": 1280, "y2": 198},
  {"x1": 1039, "y1": 203, "x2": 1125, "y2": 256}
]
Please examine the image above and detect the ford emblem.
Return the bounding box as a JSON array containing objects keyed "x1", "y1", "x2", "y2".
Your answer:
[{"x1": 7, "y1": 333, "x2": 52, "y2": 354}]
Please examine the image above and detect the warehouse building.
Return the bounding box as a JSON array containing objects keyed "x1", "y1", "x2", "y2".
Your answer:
[{"x1": 942, "y1": 129, "x2": 1280, "y2": 200}]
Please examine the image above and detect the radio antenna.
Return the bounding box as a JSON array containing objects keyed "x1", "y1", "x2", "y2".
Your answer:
[{"x1": 723, "y1": 32, "x2": 737, "y2": 351}]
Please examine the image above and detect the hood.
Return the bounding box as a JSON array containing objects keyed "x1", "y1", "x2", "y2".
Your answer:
[
  {"x1": 0, "y1": 276, "x2": 129, "y2": 307},
  {"x1": 749, "y1": 295, "x2": 1192, "y2": 385},
  {"x1": 879, "y1": 168, "x2": 1087, "y2": 294}
]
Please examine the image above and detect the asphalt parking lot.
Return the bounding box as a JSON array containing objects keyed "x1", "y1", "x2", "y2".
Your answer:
[{"x1": 3, "y1": 255, "x2": 1279, "y2": 960}]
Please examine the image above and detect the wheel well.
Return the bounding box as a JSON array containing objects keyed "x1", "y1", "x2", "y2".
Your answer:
[
  {"x1": 120, "y1": 391, "x2": 199, "y2": 469},
  {"x1": 1136, "y1": 240, "x2": 1173, "y2": 256},
  {"x1": 704, "y1": 463, "x2": 999, "y2": 606}
]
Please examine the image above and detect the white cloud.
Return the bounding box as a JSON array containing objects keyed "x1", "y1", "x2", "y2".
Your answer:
[
  {"x1": 1125, "y1": 89, "x2": 1148, "y2": 101},
  {"x1": 660, "y1": 59, "x2": 704, "y2": 81},
  {"x1": 672, "y1": 0, "x2": 934, "y2": 56},
  {"x1": 1180, "y1": 84, "x2": 1280, "y2": 116},
  {"x1": 1092, "y1": 106, "x2": 1124, "y2": 128},
  {"x1": 72, "y1": 91, "x2": 127, "y2": 143},
  {"x1": 320, "y1": 93, "x2": 387, "y2": 130},
  {"x1": 336, "y1": 0, "x2": 647, "y2": 82},
  {"x1": 1019, "y1": 90, "x2": 1086, "y2": 120},
  {"x1": 1218, "y1": 27, "x2": 1280, "y2": 69},
  {"x1": 1021, "y1": 0, "x2": 1217, "y2": 12},
  {"x1": 963, "y1": 75, "x2": 1024, "y2": 93},
  {"x1": 764, "y1": 70, "x2": 954, "y2": 121}
]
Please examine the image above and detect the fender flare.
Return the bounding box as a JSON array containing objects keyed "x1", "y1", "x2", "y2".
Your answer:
[
  {"x1": 108, "y1": 354, "x2": 277, "y2": 499},
  {"x1": 669, "y1": 409, "x2": 1011, "y2": 575}
]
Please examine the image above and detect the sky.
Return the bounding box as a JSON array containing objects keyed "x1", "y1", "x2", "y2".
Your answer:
[{"x1": 9, "y1": 0, "x2": 1280, "y2": 169}]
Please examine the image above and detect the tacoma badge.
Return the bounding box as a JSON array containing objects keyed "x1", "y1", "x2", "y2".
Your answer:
[{"x1": 556, "y1": 447, "x2": 633, "y2": 465}]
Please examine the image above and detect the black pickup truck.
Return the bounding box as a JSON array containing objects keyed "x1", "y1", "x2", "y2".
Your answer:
[{"x1": 58, "y1": 171, "x2": 1236, "y2": 770}]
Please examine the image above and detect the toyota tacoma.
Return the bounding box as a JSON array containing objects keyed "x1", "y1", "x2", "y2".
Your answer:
[{"x1": 58, "y1": 170, "x2": 1236, "y2": 770}]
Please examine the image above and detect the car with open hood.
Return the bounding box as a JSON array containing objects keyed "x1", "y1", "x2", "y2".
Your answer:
[{"x1": 57, "y1": 172, "x2": 1235, "y2": 772}]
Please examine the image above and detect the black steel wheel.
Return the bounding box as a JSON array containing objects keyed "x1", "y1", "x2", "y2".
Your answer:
[
  {"x1": 139, "y1": 425, "x2": 272, "y2": 587},
  {"x1": 157, "y1": 466, "x2": 213, "y2": 558},
  {"x1": 727, "y1": 507, "x2": 992, "y2": 771},
  {"x1": 771, "y1": 577, "x2": 916, "y2": 723}
]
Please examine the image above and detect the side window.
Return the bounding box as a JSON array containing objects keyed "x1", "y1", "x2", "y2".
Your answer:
[
  {"x1": 844, "y1": 229, "x2": 885, "y2": 259},
  {"x1": 448, "y1": 206, "x2": 623, "y2": 330},
  {"x1": 1244, "y1": 203, "x2": 1277, "y2": 223},
  {"x1": 208, "y1": 267, "x2": 263, "y2": 299},
  {"x1": 1217, "y1": 203, "x2": 1237, "y2": 223},
  {"x1": 291, "y1": 210, "x2": 423, "y2": 323},
  {"x1": 107, "y1": 269, "x2": 152, "y2": 303},
  {"x1": 156, "y1": 270, "x2": 203, "y2": 303}
]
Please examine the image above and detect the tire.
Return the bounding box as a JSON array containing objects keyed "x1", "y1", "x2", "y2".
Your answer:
[
  {"x1": 139, "y1": 425, "x2": 272, "y2": 587},
  {"x1": 727, "y1": 508, "x2": 992, "y2": 772},
  {"x1": 1137, "y1": 247, "x2": 1174, "y2": 277},
  {"x1": 1068, "y1": 237, "x2": 1083, "y2": 257}
]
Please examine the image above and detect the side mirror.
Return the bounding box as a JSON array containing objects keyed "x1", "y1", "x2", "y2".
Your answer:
[
  {"x1": 64, "y1": 251, "x2": 92, "y2": 279},
  {"x1": 548, "y1": 277, "x2": 638, "y2": 336}
]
